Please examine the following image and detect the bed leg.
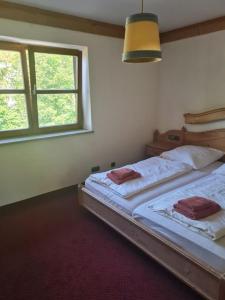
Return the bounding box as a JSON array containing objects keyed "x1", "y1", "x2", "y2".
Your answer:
[{"x1": 78, "y1": 185, "x2": 84, "y2": 205}]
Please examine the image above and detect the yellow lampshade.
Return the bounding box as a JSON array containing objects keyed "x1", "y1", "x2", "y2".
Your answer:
[{"x1": 122, "y1": 13, "x2": 162, "y2": 63}]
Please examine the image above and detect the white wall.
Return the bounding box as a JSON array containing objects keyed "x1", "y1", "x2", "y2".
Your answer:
[
  {"x1": 0, "y1": 19, "x2": 159, "y2": 206},
  {"x1": 157, "y1": 30, "x2": 225, "y2": 132}
]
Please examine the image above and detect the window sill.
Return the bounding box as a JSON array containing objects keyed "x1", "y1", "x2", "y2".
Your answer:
[{"x1": 0, "y1": 129, "x2": 94, "y2": 145}]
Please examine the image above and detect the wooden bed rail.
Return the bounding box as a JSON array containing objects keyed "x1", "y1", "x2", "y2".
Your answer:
[{"x1": 79, "y1": 187, "x2": 225, "y2": 300}]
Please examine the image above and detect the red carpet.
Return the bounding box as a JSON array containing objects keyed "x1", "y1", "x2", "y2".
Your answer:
[{"x1": 0, "y1": 187, "x2": 202, "y2": 300}]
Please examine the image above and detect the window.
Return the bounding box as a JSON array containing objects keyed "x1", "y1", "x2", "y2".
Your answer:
[{"x1": 0, "y1": 42, "x2": 83, "y2": 139}]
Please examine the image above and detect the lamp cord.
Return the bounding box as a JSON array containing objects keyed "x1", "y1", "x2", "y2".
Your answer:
[{"x1": 141, "y1": 0, "x2": 144, "y2": 13}]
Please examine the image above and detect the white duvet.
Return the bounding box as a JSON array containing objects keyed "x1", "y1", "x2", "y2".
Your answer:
[
  {"x1": 133, "y1": 174, "x2": 225, "y2": 240},
  {"x1": 88, "y1": 157, "x2": 192, "y2": 198}
]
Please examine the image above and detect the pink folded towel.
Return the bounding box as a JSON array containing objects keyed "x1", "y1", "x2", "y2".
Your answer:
[
  {"x1": 173, "y1": 197, "x2": 221, "y2": 220},
  {"x1": 107, "y1": 171, "x2": 141, "y2": 185},
  {"x1": 111, "y1": 168, "x2": 136, "y2": 180}
]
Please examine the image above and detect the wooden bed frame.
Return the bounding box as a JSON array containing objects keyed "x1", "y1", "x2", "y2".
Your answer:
[{"x1": 79, "y1": 108, "x2": 225, "y2": 300}]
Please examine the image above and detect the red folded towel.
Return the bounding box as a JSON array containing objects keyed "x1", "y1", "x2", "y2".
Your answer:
[
  {"x1": 111, "y1": 168, "x2": 136, "y2": 180},
  {"x1": 174, "y1": 204, "x2": 221, "y2": 220},
  {"x1": 176, "y1": 197, "x2": 218, "y2": 212},
  {"x1": 107, "y1": 171, "x2": 141, "y2": 185},
  {"x1": 173, "y1": 197, "x2": 221, "y2": 220}
]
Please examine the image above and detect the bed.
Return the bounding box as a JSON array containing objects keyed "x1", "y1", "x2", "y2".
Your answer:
[
  {"x1": 79, "y1": 108, "x2": 225, "y2": 300},
  {"x1": 85, "y1": 161, "x2": 222, "y2": 215}
]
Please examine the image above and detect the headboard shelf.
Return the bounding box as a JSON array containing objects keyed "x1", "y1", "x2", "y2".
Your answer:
[{"x1": 154, "y1": 128, "x2": 225, "y2": 152}]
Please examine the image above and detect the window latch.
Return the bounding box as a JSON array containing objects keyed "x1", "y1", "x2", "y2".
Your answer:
[{"x1": 32, "y1": 84, "x2": 36, "y2": 96}]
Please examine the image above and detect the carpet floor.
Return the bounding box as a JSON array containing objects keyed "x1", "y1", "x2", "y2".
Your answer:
[{"x1": 0, "y1": 187, "x2": 203, "y2": 300}]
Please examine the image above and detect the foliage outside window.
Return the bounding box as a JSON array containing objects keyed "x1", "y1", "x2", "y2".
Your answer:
[{"x1": 0, "y1": 42, "x2": 83, "y2": 139}]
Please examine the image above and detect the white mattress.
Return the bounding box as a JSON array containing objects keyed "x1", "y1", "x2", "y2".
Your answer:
[
  {"x1": 138, "y1": 217, "x2": 225, "y2": 272},
  {"x1": 88, "y1": 157, "x2": 192, "y2": 198},
  {"x1": 133, "y1": 173, "x2": 225, "y2": 271},
  {"x1": 85, "y1": 161, "x2": 222, "y2": 215}
]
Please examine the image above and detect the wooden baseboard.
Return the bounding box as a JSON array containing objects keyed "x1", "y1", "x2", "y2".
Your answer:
[{"x1": 0, "y1": 185, "x2": 78, "y2": 212}]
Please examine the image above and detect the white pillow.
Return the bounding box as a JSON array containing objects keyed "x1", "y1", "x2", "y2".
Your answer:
[
  {"x1": 213, "y1": 164, "x2": 225, "y2": 175},
  {"x1": 161, "y1": 145, "x2": 224, "y2": 169}
]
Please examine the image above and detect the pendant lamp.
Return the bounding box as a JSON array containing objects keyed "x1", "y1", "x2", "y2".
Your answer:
[{"x1": 122, "y1": 0, "x2": 162, "y2": 63}]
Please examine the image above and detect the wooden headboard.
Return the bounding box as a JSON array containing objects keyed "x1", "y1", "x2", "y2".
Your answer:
[
  {"x1": 154, "y1": 107, "x2": 225, "y2": 152},
  {"x1": 184, "y1": 107, "x2": 225, "y2": 124}
]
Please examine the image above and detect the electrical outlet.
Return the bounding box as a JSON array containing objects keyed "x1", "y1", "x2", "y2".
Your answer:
[
  {"x1": 110, "y1": 162, "x2": 116, "y2": 168},
  {"x1": 91, "y1": 166, "x2": 100, "y2": 173}
]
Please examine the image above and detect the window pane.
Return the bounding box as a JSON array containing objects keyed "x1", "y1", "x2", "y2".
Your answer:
[
  {"x1": 35, "y1": 53, "x2": 77, "y2": 90},
  {"x1": 0, "y1": 50, "x2": 24, "y2": 89},
  {"x1": 37, "y1": 94, "x2": 78, "y2": 127},
  {"x1": 0, "y1": 94, "x2": 28, "y2": 131}
]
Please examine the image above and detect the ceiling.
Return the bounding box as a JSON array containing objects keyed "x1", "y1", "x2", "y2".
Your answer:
[{"x1": 7, "y1": 0, "x2": 225, "y2": 32}]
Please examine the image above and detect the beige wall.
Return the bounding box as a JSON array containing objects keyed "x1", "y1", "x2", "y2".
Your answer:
[
  {"x1": 157, "y1": 30, "x2": 225, "y2": 132},
  {"x1": 0, "y1": 19, "x2": 159, "y2": 206}
]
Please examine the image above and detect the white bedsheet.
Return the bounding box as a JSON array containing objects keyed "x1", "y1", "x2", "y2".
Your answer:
[
  {"x1": 133, "y1": 174, "x2": 225, "y2": 258},
  {"x1": 138, "y1": 217, "x2": 225, "y2": 271},
  {"x1": 85, "y1": 161, "x2": 222, "y2": 215},
  {"x1": 133, "y1": 209, "x2": 225, "y2": 261},
  {"x1": 138, "y1": 174, "x2": 225, "y2": 240},
  {"x1": 88, "y1": 157, "x2": 192, "y2": 198}
]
